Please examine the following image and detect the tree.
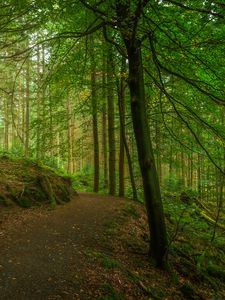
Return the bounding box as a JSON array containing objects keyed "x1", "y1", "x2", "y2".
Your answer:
[
  {"x1": 107, "y1": 42, "x2": 116, "y2": 196},
  {"x1": 1, "y1": 0, "x2": 225, "y2": 268},
  {"x1": 89, "y1": 35, "x2": 100, "y2": 192}
]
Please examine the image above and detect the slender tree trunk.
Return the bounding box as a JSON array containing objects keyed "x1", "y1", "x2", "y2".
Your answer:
[
  {"x1": 36, "y1": 45, "x2": 41, "y2": 160},
  {"x1": 4, "y1": 97, "x2": 9, "y2": 151},
  {"x1": 102, "y1": 54, "x2": 108, "y2": 189},
  {"x1": 181, "y1": 149, "x2": 185, "y2": 187},
  {"x1": 71, "y1": 111, "x2": 76, "y2": 173},
  {"x1": 125, "y1": 38, "x2": 168, "y2": 267},
  {"x1": 118, "y1": 58, "x2": 125, "y2": 197},
  {"x1": 66, "y1": 98, "x2": 73, "y2": 173},
  {"x1": 155, "y1": 119, "x2": 162, "y2": 184},
  {"x1": 118, "y1": 58, "x2": 138, "y2": 200},
  {"x1": 197, "y1": 153, "x2": 201, "y2": 198},
  {"x1": 90, "y1": 35, "x2": 99, "y2": 192},
  {"x1": 107, "y1": 44, "x2": 116, "y2": 195},
  {"x1": 25, "y1": 58, "x2": 30, "y2": 157}
]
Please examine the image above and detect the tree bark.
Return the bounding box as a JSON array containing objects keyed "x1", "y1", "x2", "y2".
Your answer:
[
  {"x1": 25, "y1": 58, "x2": 30, "y2": 157},
  {"x1": 107, "y1": 44, "x2": 116, "y2": 195},
  {"x1": 118, "y1": 57, "x2": 138, "y2": 200},
  {"x1": 90, "y1": 35, "x2": 99, "y2": 192},
  {"x1": 102, "y1": 52, "x2": 108, "y2": 189},
  {"x1": 118, "y1": 58, "x2": 125, "y2": 197},
  {"x1": 4, "y1": 96, "x2": 9, "y2": 151},
  {"x1": 124, "y1": 38, "x2": 168, "y2": 267}
]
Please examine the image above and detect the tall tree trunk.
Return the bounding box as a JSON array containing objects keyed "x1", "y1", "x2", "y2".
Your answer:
[
  {"x1": 102, "y1": 53, "x2": 108, "y2": 189},
  {"x1": 25, "y1": 58, "x2": 30, "y2": 157},
  {"x1": 118, "y1": 58, "x2": 138, "y2": 200},
  {"x1": 36, "y1": 45, "x2": 41, "y2": 160},
  {"x1": 169, "y1": 124, "x2": 173, "y2": 177},
  {"x1": 125, "y1": 38, "x2": 168, "y2": 267},
  {"x1": 181, "y1": 149, "x2": 186, "y2": 187},
  {"x1": 90, "y1": 35, "x2": 99, "y2": 192},
  {"x1": 155, "y1": 119, "x2": 162, "y2": 184},
  {"x1": 197, "y1": 153, "x2": 201, "y2": 198},
  {"x1": 4, "y1": 97, "x2": 9, "y2": 151},
  {"x1": 118, "y1": 58, "x2": 125, "y2": 197},
  {"x1": 107, "y1": 44, "x2": 116, "y2": 195},
  {"x1": 66, "y1": 98, "x2": 73, "y2": 173}
]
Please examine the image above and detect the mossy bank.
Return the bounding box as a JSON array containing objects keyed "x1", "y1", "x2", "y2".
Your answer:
[{"x1": 0, "y1": 155, "x2": 76, "y2": 208}]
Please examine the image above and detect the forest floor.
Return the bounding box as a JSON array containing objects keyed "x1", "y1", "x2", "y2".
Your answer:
[{"x1": 0, "y1": 192, "x2": 224, "y2": 300}]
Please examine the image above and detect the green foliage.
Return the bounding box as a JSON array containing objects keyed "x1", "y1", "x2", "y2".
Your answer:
[
  {"x1": 164, "y1": 175, "x2": 184, "y2": 193},
  {"x1": 183, "y1": 188, "x2": 198, "y2": 199},
  {"x1": 41, "y1": 156, "x2": 59, "y2": 169},
  {"x1": 164, "y1": 192, "x2": 225, "y2": 294},
  {"x1": 0, "y1": 146, "x2": 24, "y2": 159},
  {"x1": 5, "y1": 145, "x2": 24, "y2": 157},
  {"x1": 71, "y1": 166, "x2": 93, "y2": 192}
]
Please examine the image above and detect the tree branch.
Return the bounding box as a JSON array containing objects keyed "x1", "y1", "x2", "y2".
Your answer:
[{"x1": 164, "y1": 0, "x2": 224, "y2": 19}]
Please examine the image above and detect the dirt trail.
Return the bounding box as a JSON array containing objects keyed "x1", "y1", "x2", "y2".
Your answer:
[{"x1": 0, "y1": 192, "x2": 127, "y2": 300}]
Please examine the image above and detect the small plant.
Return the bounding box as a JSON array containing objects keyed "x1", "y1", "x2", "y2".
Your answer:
[
  {"x1": 164, "y1": 175, "x2": 184, "y2": 193},
  {"x1": 103, "y1": 257, "x2": 121, "y2": 270}
]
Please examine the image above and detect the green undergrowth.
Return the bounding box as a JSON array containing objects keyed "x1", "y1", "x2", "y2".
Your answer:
[
  {"x1": 93, "y1": 196, "x2": 225, "y2": 299},
  {"x1": 163, "y1": 192, "x2": 225, "y2": 296}
]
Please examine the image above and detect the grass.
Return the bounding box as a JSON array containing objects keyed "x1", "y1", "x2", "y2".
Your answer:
[
  {"x1": 85, "y1": 249, "x2": 121, "y2": 271},
  {"x1": 102, "y1": 257, "x2": 121, "y2": 270},
  {"x1": 98, "y1": 283, "x2": 125, "y2": 300}
]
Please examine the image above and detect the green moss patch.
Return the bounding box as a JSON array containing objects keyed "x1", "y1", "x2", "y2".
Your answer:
[{"x1": 0, "y1": 155, "x2": 76, "y2": 208}]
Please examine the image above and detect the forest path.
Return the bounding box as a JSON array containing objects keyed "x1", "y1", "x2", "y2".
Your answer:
[{"x1": 0, "y1": 192, "x2": 129, "y2": 300}]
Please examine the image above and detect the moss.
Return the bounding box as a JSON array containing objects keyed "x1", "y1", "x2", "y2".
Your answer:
[
  {"x1": 102, "y1": 257, "x2": 121, "y2": 270},
  {"x1": 38, "y1": 176, "x2": 56, "y2": 208},
  {"x1": 122, "y1": 205, "x2": 140, "y2": 218},
  {"x1": 200, "y1": 211, "x2": 225, "y2": 230},
  {"x1": 0, "y1": 156, "x2": 75, "y2": 208}
]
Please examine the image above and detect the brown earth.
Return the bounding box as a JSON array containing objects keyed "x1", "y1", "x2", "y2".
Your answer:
[
  {"x1": 0, "y1": 192, "x2": 222, "y2": 300},
  {"x1": 0, "y1": 192, "x2": 137, "y2": 300}
]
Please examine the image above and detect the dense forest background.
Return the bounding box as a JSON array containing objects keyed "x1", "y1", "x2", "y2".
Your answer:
[{"x1": 0, "y1": 0, "x2": 225, "y2": 270}]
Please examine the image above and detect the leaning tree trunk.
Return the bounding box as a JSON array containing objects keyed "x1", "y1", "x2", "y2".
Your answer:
[{"x1": 125, "y1": 38, "x2": 168, "y2": 267}]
